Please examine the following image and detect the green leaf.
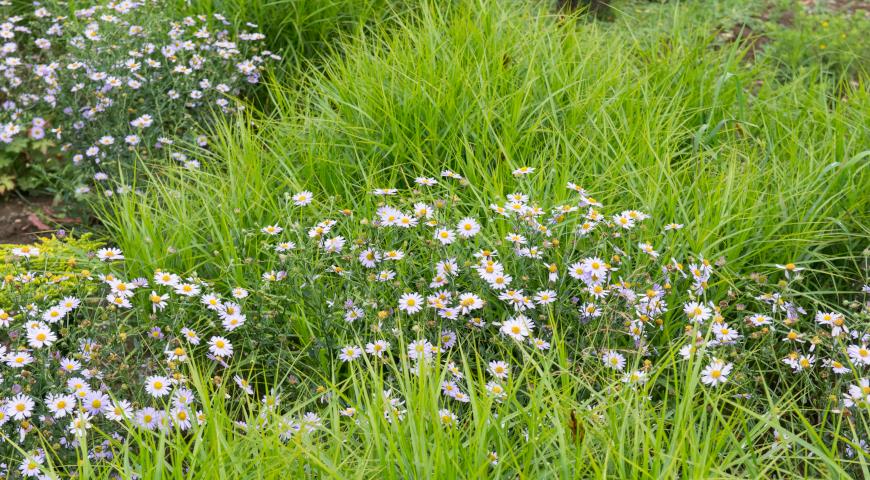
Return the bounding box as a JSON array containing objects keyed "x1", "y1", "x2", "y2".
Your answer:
[{"x1": 0, "y1": 174, "x2": 15, "y2": 195}]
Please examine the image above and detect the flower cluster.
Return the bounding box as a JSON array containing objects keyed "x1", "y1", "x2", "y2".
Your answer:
[
  {"x1": 0, "y1": 169, "x2": 868, "y2": 475},
  {"x1": 0, "y1": 0, "x2": 277, "y2": 197}
]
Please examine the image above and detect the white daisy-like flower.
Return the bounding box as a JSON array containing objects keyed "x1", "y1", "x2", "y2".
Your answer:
[
  {"x1": 96, "y1": 247, "x2": 124, "y2": 261},
  {"x1": 292, "y1": 191, "x2": 313, "y2": 206},
  {"x1": 701, "y1": 359, "x2": 733, "y2": 387},
  {"x1": 602, "y1": 351, "x2": 626, "y2": 371},
  {"x1": 338, "y1": 346, "x2": 363, "y2": 362},
  {"x1": 456, "y1": 218, "x2": 480, "y2": 238},
  {"x1": 398, "y1": 292, "x2": 424, "y2": 314},
  {"x1": 145, "y1": 376, "x2": 172, "y2": 398},
  {"x1": 209, "y1": 336, "x2": 233, "y2": 357}
]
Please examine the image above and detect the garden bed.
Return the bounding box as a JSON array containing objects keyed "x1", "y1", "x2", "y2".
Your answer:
[{"x1": 0, "y1": 0, "x2": 868, "y2": 478}]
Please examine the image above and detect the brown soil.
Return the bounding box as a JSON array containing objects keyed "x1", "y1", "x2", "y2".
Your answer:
[{"x1": 0, "y1": 196, "x2": 68, "y2": 244}]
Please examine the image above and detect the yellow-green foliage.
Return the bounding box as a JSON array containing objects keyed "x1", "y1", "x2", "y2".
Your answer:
[{"x1": 0, "y1": 235, "x2": 104, "y2": 306}]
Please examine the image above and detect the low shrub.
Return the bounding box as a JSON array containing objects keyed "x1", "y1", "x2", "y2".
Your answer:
[
  {"x1": 0, "y1": 0, "x2": 276, "y2": 201},
  {"x1": 0, "y1": 235, "x2": 104, "y2": 304}
]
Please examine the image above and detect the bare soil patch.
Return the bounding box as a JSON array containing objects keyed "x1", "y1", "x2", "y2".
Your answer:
[{"x1": 0, "y1": 196, "x2": 78, "y2": 244}]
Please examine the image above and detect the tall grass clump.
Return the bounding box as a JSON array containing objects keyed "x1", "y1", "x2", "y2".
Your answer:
[
  {"x1": 101, "y1": 0, "x2": 868, "y2": 288},
  {"x1": 284, "y1": 0, "x2": 869, "y2": 278}
]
